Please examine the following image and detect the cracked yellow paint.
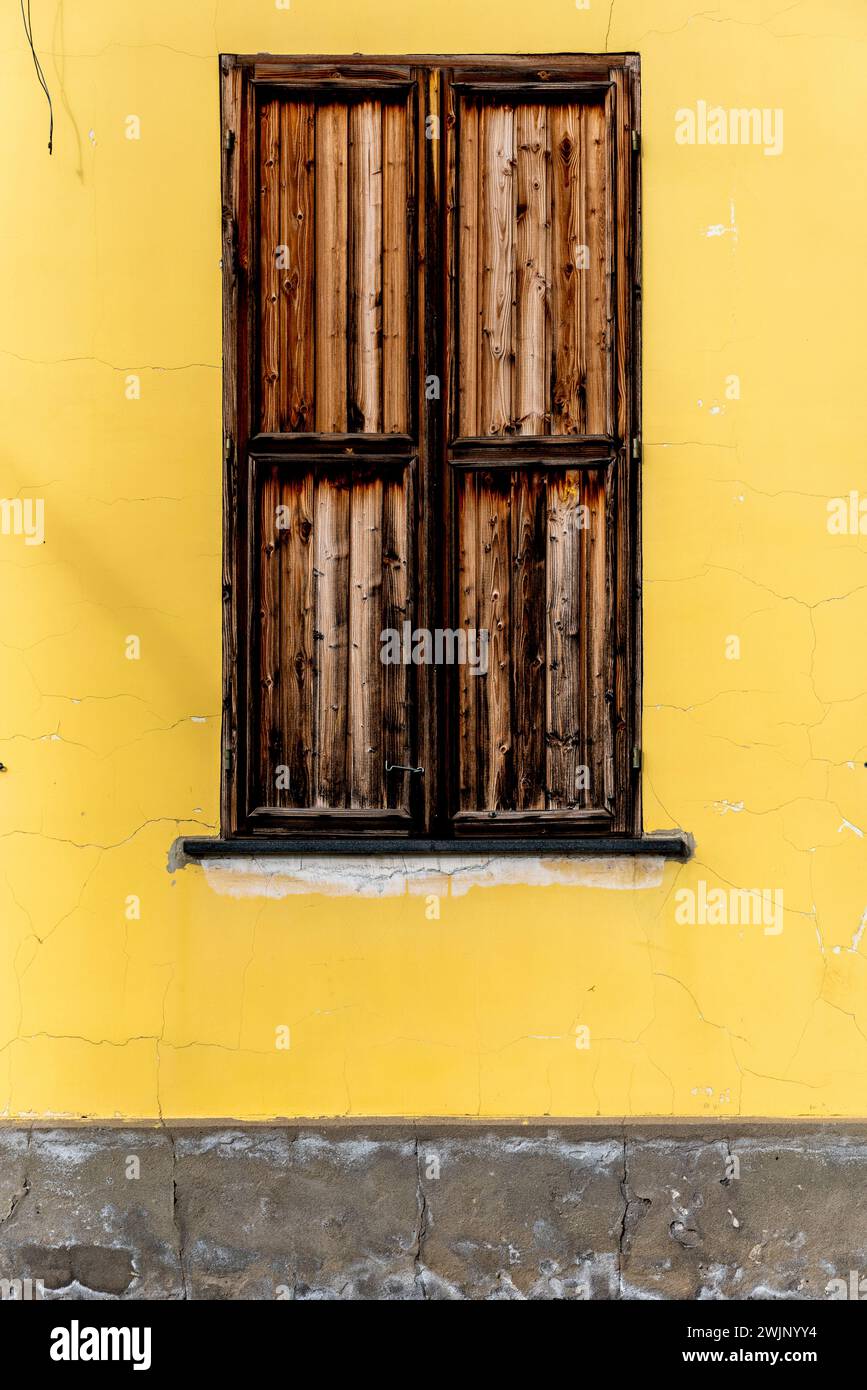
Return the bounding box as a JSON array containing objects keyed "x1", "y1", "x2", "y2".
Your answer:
[{"x1": 1, "y1": 0, "x2": 866, "y2": 1119}]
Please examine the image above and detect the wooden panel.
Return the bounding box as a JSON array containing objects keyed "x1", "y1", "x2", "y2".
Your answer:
[
  {"x1": 382, "y1": 469, "x2": 412, "y2": 808},
  {"x1": 259, "y1": 100, "x2": 282, "y2": 433},
  {"x1": 456, "y1": 465, "x2": 611, "y2": 815},
  {"x1": 314, "y1": 470, "x2": 350, "y2": 805},
  {"x1": 550, "y1": 104, "x2": 583, "y2": 436},
  {"x1": 260, "y1": 95, "x2": 412, "y2": 438},
  {"x1": 479, "y1": 105, "x2": 515, "y2": 436},
  {"x1": 515, "y1": 106, "x2": 550, "y2": 436},
  {"x1": 457, "y1": 102, "x2": 480, "y2": 438},
  {"x1": 457, "y1": 471, "x2": 480, "y2": 810},
  {"x1": 349, "y1": 101, "x2": 383, "y2": 432},
  {"x1": 580, "y1": 466, "x2": 609, "y2": 808},
  {"x1": 550, "y1": 100, "x2": 610, "y2": 436},
  {"x1": 278, "y1": 472, "x2": 315, "y2": 801},
  {"x1": 256, "y1": 462, "x2": 415, "y2": 814},
  {"x1": 257, "y1": 469, "x2": 315, "y2": 806},
  {"x1": 581, "y1": 100, "x2": 610, "y2": 434},
  {"x1": 457, "y1": 95, "x2": 609, "y2": 439},
  {"x1": 458, "y1": 471, "x2": 512, "y2": 809},
  {"x1": 511, "y1": 469, "x2": 546, "y2": 807},
  {"x1": 382, "y1": 103, "x2": 409, "y2": 433},
  {"x1": 348, "y1": 473, "x2": 385, "y2": 805},
  {"x1": 545, "y1": 471, "x2": 583, "y2": 807},
  {"x1": 314, "y1": 104, "x2": 348, "y2": 432},
  {"x1": 258, "y1": 466, "x2": 283, "y2": 798},
  {"x1": 279, "y1": 102, "x2": 315, "y2": 430}
]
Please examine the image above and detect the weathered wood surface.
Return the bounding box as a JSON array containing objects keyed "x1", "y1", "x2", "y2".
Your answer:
[{"x1": 457, "y1": 95, "x2": 611, "y2": 439}]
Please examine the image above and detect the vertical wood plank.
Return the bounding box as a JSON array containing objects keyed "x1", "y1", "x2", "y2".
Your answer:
[
  {"x1": 546, "y1": 471, "x2": 582, "y2": 806},
  {"x1": 457, "y1": 471, "x2": 480, "y2": 809},
  {"x1": 479, "y1": 104, "x2": 515, "y2": 436},
  {"x1": 315, "y1": 104, "x2": 349, "y2": 432},
  {"x1": 259, "y1": 99, "x2": 281, "y2": 432},
  {"x1": 515, "y1": 106, "x2": 550, "y2": 436},
  {"x1": 314, "y1": 469, "x2": 350, "y2": 806},
  {"x1": 278, "y1": 471, "x2": 315, "y2": 804},
  {"x1": 279, "y1": 101, "x2": 315, "y2": 431},
  {"x1": 477, "y1": 471, "x2": 512, "y2": 807},
  {"x1": 348, "y1": 472, "x2": 385, "y2": 805},
  {"x1": 580, "y1": 468, "x2": 608, "y2": 808},
  {"x1": 582, "y1": 100, "x2": 610, "y2": 434},
  {"x1": 550, "y1": 104, "x2": 584, "y2": 436},
  {"x1": 382, "y1": 467, "x2": 412, "y2": 808},
  {"x1": 349, "y1": 101, "x2": 383, "y2": 432},
  {"x1": 382, "y1": 102, "x2": 409, "y2": 433},
  {"x1": 511, "y1": 469, "x2": 546, "y2": 808},
  {"x1": 458, "y1": 100, "x2": 480, "y2": 438},
  {"x1": 258, "y1": 466, "x2": 283, "y2": 802}
]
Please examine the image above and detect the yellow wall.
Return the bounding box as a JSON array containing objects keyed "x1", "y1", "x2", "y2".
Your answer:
[{"x1": 2, "y1": 0, "x2": 866, "y2": 1120}]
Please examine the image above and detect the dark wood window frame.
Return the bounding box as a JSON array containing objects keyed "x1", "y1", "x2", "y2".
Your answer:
[{"x1": 204, "y1": 51, "x2": 686, "y2": 859}]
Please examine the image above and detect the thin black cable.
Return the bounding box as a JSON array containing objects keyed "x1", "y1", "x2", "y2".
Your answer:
[{"x1": 20, "y1": 0, "x2": 53, "y2": 154}]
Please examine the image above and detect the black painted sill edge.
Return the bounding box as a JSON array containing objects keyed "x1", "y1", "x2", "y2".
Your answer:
[{"x1": 171, "y1": 831, "x2": 693, "y2": 867}]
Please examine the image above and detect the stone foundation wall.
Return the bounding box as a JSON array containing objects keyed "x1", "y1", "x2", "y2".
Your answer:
[{"x1": 1, "y1": 1124, "x2": 864, "y2": 1300}]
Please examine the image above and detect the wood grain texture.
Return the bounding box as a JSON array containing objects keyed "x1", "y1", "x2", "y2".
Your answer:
[
  {"x1": 550, "y1": 103, "x2": 584, "y2": 436},
  {"x1": 259, "y1": 100, "x2": 282, "y2": 432},
  {"x1": 314, "y1": 469, "x2": 350, "y2": 805},
  {"x1": 457, "y1": 469, "x2": 480, "y2": 809},
  {"x1": 227, "y1": 59, "x2": 638, "y2": 837},
  {"x1": 279, "y1": 101, "x2": 315, "y2": 430},
  {"x1": 258, "y1": 466, "x2": 283, "y2": 801},
  {"x1": 581, "y1": 100, "x2": 610, "y2": 434},
  {"x1": 348, "y1": 473, "x2": 385, "y2": 805},
  {"x1": 456, "y1": 95, "x2": 610, "y2": 441},
  {"x1": 511, "y1": 468, "x2": 546, "y2": 807},
  {"x1": 457, "y1": 101, "x2": 480, "y2": 438},
  {"x1": 579, "y1": 467, "x2": 608, "y2": 809},
  {"x1": 349, "y1": 101, "x2": 383, "y2": 432},
  {"x1": 475, "y1": 471, "x2": 512, "y2": 808},
  {"x1": 479, "y1": 105, "x2": 515, "y2": 436},
  {"x1": 314, "y1": 103, "x2": 348, "y2": 432},
  {"x1": 382, "y1": 102, "x2": 409, "y2": 433},
  {"x1": 382, "y1": 468, "x2": 412, "y2": 808},
  {"x1": 277, "y1": 471, "x2": 315, "y2": 803},
  {"x1": 545, "y1": 470, "x2": 583, "y2": 806},
  {"x1": 258, "y1": 469, "x2": 316, "y2": 806},
  {"x1": 515, "y1": 106, "x2": 550, "y2": 436}
]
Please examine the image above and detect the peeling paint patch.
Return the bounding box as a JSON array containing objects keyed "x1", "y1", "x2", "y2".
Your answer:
[{"x1": 194, "y1": 854, "x2": 667, "y2": 900}]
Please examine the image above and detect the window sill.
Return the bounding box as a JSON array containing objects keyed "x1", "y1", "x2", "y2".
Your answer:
[{"x1": 173, "y1": 831, "x2": 693, "y2": 865}]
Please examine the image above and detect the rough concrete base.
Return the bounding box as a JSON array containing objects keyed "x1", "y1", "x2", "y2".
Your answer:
[{"x1": 1, "y1": 1124, "x2": 865, "y2": 1300}]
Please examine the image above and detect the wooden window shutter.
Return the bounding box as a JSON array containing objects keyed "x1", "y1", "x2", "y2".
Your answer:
[
  {"x1": 221, "y1": 57, "x2": 640, "y2": 842},
  {"x1": 443, "y1": 65, "x2": 639, "y2": 837},
  {"x1": 222, "y1": 62, "x2": 429, "y2": 836}
]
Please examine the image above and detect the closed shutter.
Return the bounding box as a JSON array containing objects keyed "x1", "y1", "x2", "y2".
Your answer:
[
  {"x1": 221, "y1": 57, "x2": 640, "y2": 841},
  {"x1": 222, "y1": 65, "x2": 428, "y2": 835},
  {"x1": 445, "y1": 81, "x2": 624, "y2": 833}
]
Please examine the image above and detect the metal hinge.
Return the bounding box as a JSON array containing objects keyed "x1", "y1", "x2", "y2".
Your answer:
[
  {"x1": 223, "y1": 748, "x2": 233, "y2": 773},
  {"x1": 631, "y1": 129, "x2": 641, "y2": 154},
  {"x1": 631, "y1": 437, "x2": 641, "y2": 461},
  {"x1": 225, "y1": 128, "x2": 235, "y2": 154},
  {"x1": 632, "y1": 746, "x2": 642, "y2": 771},
  {"x1": 224, "y1": 436, "x2": 234, "y2": 466}
]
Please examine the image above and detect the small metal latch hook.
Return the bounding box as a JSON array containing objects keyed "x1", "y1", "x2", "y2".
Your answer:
[{"x1": 385, "y1": 761, "x2": 424, "y2": 775}]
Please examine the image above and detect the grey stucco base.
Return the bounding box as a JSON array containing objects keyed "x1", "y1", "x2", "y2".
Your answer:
[{"x1": 0, "y1": 1123, "x2": 864, "y2": 1300}]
